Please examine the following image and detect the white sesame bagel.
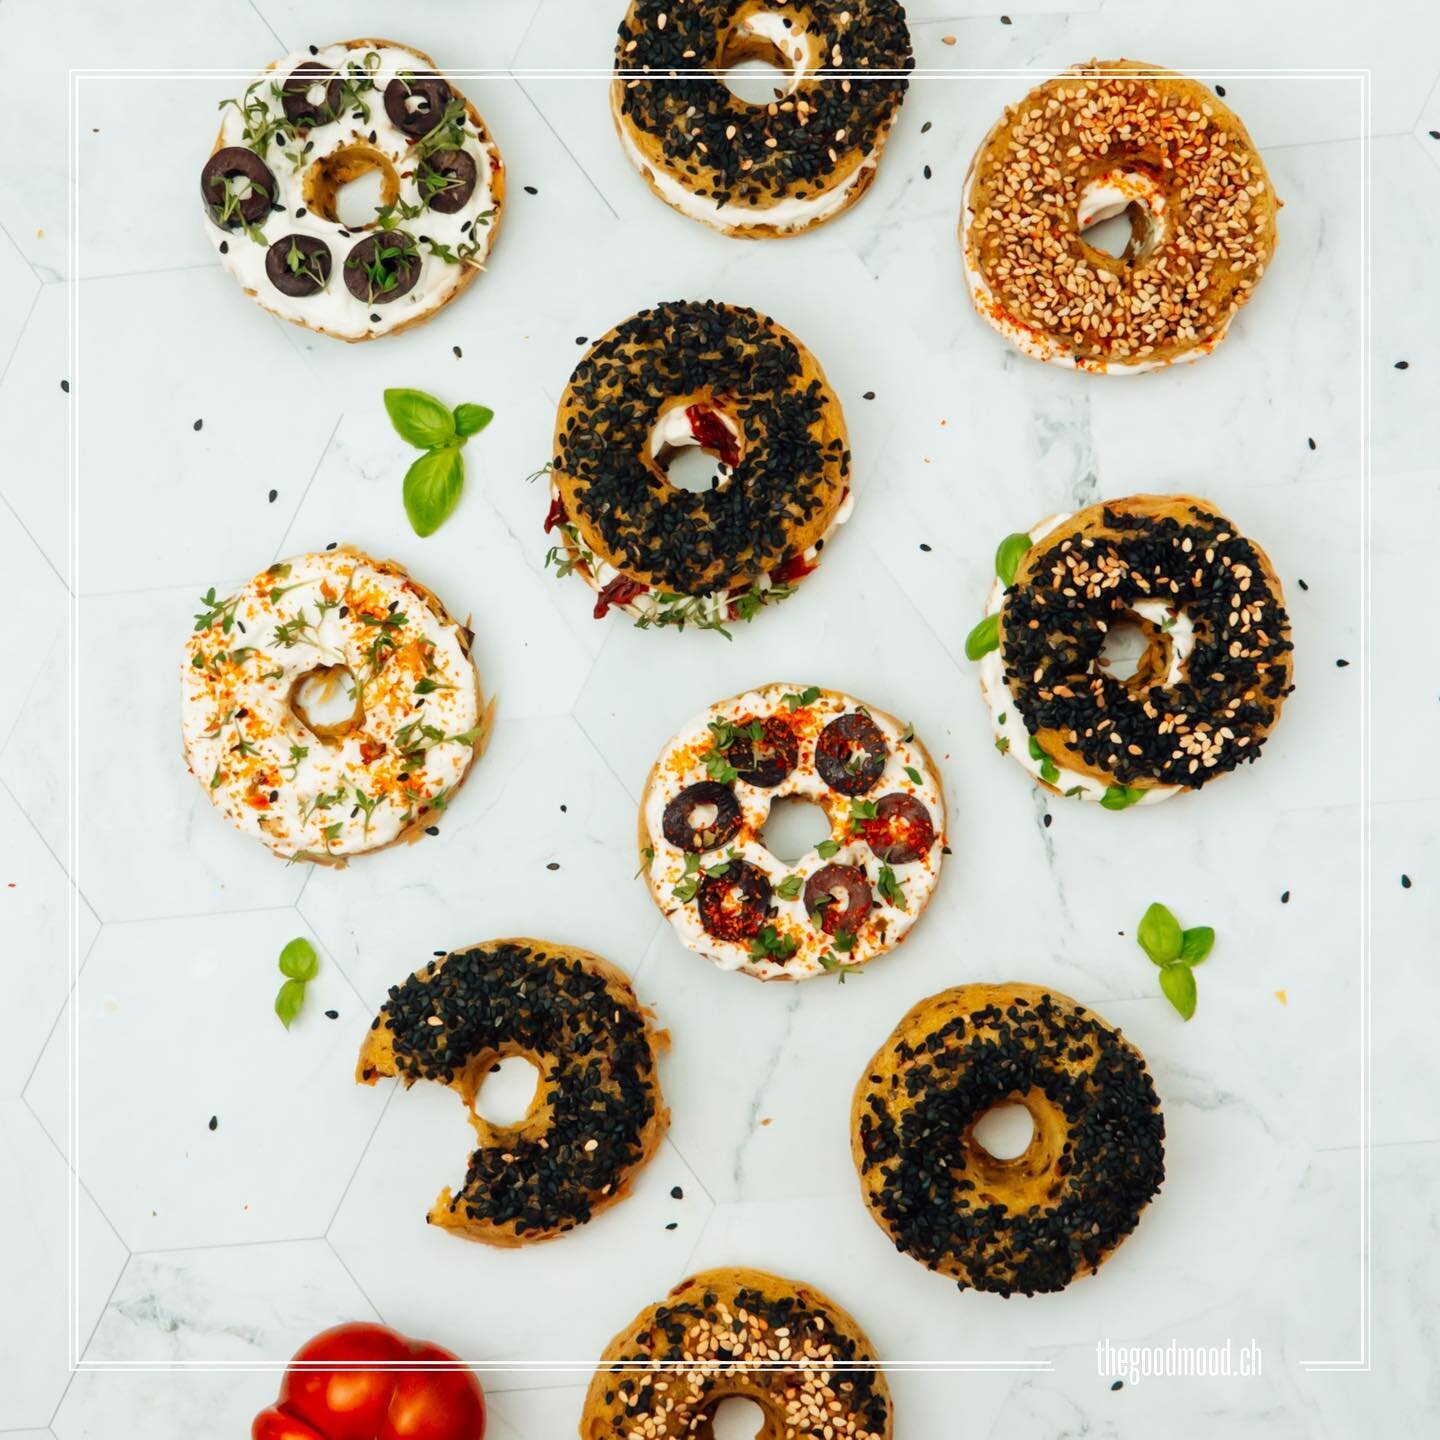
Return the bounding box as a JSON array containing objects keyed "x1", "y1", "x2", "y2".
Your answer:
[
  {"x1": 960, "y1": 60, "x2": 1278, "y2": 372},
  {"x1": 581, "y1": 1267, "x2": 893, "y2": 1439},
  {"x1": 611, "y1": 1, "x2": 913, "y2": 238},
  {"x1": 181, "y1": 547, "x2": 491, "y2": 863},
  {"x1": 203, "y1": 38, "x2": 505, "y2": 342},
  {"x1": 639, "y1": 683, "x2": 946, "y2": 980}
]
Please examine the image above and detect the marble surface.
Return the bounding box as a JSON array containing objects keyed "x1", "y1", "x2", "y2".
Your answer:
[{"x1": 1, "y1": 0, "x2": 1436, "y2": 1434}]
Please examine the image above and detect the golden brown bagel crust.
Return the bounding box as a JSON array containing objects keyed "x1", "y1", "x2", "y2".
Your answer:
[
  {"x1": 209, "y1": 38, "x2": 505, "y2": 343},
  {"x1": 580, "y1": 1267, "x2": 893, "y2": 1439},
  {"x1": 963, "y1": 60, "x2": 1278, "y2": 370},
  {"x1": 851, "y1": 983, "x2": 1165, "y2": 1296},
  {"x1": 552, "y1": 300, "x2": 848, "y2": 598},
  {"x1": 996, "y1": 493, "x2": 1292, "y2": 797},
  {"x1": 358, "y1": 938, "x2": 668, "y2": 1246}
]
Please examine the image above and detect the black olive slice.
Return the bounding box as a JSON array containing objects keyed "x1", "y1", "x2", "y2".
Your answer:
[{"x1": 265, "y1": 234, "x2": 332, "y2": 297}]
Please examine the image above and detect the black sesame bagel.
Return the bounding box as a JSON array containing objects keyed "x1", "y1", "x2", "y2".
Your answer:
[
  {"x1": 547, "y1": 300, "x2": 851, "y2": 633},
  {"x1": 962, "y1": 60, "x2": 1279, "y2": 371},
  {"x1": 852, "y1": 984, "x2": 1165, "y2": 1297},
  {"x1": 357, "y1": 938, "x2": 668, "y2": 1247},
  {"x1": 580, "y1": 1267, "x2": 892, "y2": 1439},
  {"x1": 975, "y1": 495, "x2": 1293, "y2": 807},
  {"x1": 613, "y1": 1, "x2": 913, "y2": 238}
]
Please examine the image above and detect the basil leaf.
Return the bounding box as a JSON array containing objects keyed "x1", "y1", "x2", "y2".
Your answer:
[
  {"x1": 994, "y1": 531, "x2": 1033, "y2": 586},
  {"x1": 278, "y1": 936, "x2": 319, "y2": 981},
  {"x1": 816, "y1": 839, "x2": 840, "y2": 859},
  {"x1": 964, "y1": 613, "x2": 1000, "y2": 661},
  {"x1": 1101, "y1": 784, "x2": 1146, "y2": 811},
  {"x1": 1137, "y1": 902, "x2": 1182, "y2": 965},
  {"x1": 904, "y1": 765, "x2": 922, "y2": 784},
  {"x1": 403, "y1": 445, "x2": 465, "y2": 537},
  {"x1": 275, "y1": 977, "x2": 307, "y2": 1029},
  {"x1": 1180, "y1": 925, "x2": 1215, "y2": 965},
  {"x1": 384, "y1": 388, "x2": 456, "y2": 449},
  {"x1": 453, "y1": 403, "x2": 494, "y2": 438},
  {"x1": 1159, "y1": 961, "x2": 1197, "y2": 1020}
]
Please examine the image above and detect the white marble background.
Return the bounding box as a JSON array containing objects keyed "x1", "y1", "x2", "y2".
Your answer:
[{"x1": 1, "y1": 0, "x2": 1436, "y2": 1435}]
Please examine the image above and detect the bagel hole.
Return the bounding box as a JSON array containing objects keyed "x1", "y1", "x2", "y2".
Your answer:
[
  {"x1": 708, "y1": 1396, "x2": 766, "y2": 1440},
  {"x1": 474, "y1": 1055, "x2": 540, "y2": 1128},
  {"x1": 304, "y1": 145, "x2": 400, "y2": 228},
  {"x1": 1095, "y1": 616, "x2": 1152, "y2": 681},
  {"x1": 289, "y1": 664, "x2": 363, "y2": 740},
  {"x1": 761, "y1": 797, "x2": 832, "y2": 864},
  {"x1": 723, "y1": 54, "x2": 792, "y2": 104},
  {"x1": 1081, "y1": 206, "x2": 1140, "y2": 261},
  {"x1": 972, "y1": 1103, "x2": 1035, "y2": 1161},
  {"x1": 662, "y1": 443, "x2": 730, "y2": 494}
]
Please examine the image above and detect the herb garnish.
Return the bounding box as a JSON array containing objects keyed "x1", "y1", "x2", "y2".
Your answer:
[
  {"x1": 384, "y1": 388, "x2": 494, "y2": 537},
  {"x1": 782, "y1": 686, "x2": 822, "y2": 710},
  {"x1": 1136, "y1": 902, "x2": 1215, "y2": 1020},
  {"x1": 274, "y1": 935, "x2": 319, "y2": 1028},
  {"x1": 965, "y1": 612, "x2": 1000, "y2": 660}
]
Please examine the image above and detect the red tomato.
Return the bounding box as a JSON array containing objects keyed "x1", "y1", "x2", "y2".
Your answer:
[{"x1": 252, "y1": 1324, "x2": 485, "y2": 1440}]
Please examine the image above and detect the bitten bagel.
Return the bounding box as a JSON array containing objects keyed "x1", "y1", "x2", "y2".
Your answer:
[
  {"x1": 358, "y1": 939, "x2": 668, "y2": 1246},
  {"x1": 852, "y1": 983, "x2": 1165, "y2": 1296},
  {"x1": 961, "y1": 60, "x2": 1278, "y2": 371},
  {"x1": 969, "y1": 495, "x2": 1293, "y2": 808},
  {"x1": 580, "y1": 1267, "x2": 892, "y2": 1439}
]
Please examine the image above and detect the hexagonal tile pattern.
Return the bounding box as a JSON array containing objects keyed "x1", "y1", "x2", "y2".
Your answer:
[{"x1": 27, "y1": 911, "x2": 377, "y2": 1250}]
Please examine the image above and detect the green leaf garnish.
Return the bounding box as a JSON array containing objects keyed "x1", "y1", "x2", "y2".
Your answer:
[
  {"x1": 1136, "y1": 902, "x2": 1182, "y2": 965},
  {"x1": 274, "y1": 936, "x2": 319, "y2": 1028},
  {"x1": 816, "y1": 839, "x2": 841, "y2": 859},
  {"x1": 775, "y1": 874, "x2": 804, "y2": 900},
  {"x1": 403, "y1": 446, "x2": 465, "y2": 538},
  {"x1": 453, "y1": 403, "x2": 494, "y2": 438},
  {"x1": 904, "y1": 765, "x2": 922, "y2": 785},
  {"x1": 782, "y1": 686, "x2": 822, "y2": 710},
  {"x1": 994, "y1": 531, "x2": 1033, "y2": 586},
  {"x1": 1179, "y1": 926, "x2": 1215, "y2": 965},
  {"x1": 384, "y1": 388, "x2": 455, "y2": 450},
  {"x1": 1159, "y1": 961, "x2": 1197, "y2": 1020},
  {"x1": 749, "y1": 925, "x2": 798, "y2": 963},
  {"x1": 965, "y1": 613, "x2": 1000, "y2": 661},
  {"x1": 1026, "y1": 736, "x2": 1060, "y2": 786},
  {"x1": 876, "y1": 865, "x2": 907, "y2": 910},
  {"x1": 1101, "y1": 784, "x2": 1146, "y2": 811}
]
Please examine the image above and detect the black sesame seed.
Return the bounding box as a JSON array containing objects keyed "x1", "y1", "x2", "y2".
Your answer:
[
  {"x1": 268, "y1": 488, "x2": 278, "y2": 503},
  {"x1": 1001, "y1": 14, "x2": 1013, "y2": 23},
  {"x1": 207, "y1": 1115, "x2": 218, "y2": 1131},
  {"x1": 1297, "y1": 577, "x2": 1309, "y2": 590},
  {"x1": 919, "y1": 542, "x2": 932, "y2": 552},
  {"x1": 1281, "y1": 890, "x2": 1291, "y2": 904},
  {"x1": 425, "y1": 825, "x2": 440, "y2": 836},
  {"x1": 862, "y1": 390, "x2": 875, "y2": 400},
  {"x1": 325, "y1": 1009, "x2": 339, "y2": 1019},
  {"x1": 670, "y1": 1184, "x2": 684, "y2": 1199},
  {"x1": 326, "y1": 541, "x2": 337, "y2": 550},
  {"x1": 193, "y1": 418, "x2": 203, "y2": 432},
  {"x1": 546, "y1": 861, "x2": 560, "y2": 871},
  {"x1": 1400, "y1": 874, "x2": 1412, "y2": 889},
  {"x1": 665, "y1": 1221, "x2": 678, "y2": 1230},
  {"x1": 524, "y1": 184, "x2": 538, "y2": 195},
  {"x1": 219, "y1": 240, "x2": 229, "y2": 254},
  {"x1": 923, "y1": 164, "x2": 932, "y2": 180},
  {"x1": 1394, "y1": 360, "x2": 1410, "y2": 370},
  {"x1": 576, "y1": 336, "x2": 588, "y2": 345},
  {"x1": 370, "y1": 312, "x2": 381, "y2": 323},
  {"x1": 1336, "y1": 658, "x2": 1349, "y2": 667},
  {"x1": 1042, "y1": 813, "x2": 1052, "y2": 828},
  {"x1": 1307, "y1": 437, "x2": 1317, "y2": 450},
  {"x1": 1216, "y1": 84, "x2": 1227, "y2": 96},
  {"x1": 453, "y1": 345, "x2": 463, "y2": 358},
  {"x1": 921, "y1": 120, "x2": 932, "y2": 134},
  {"x1": 60, "y1": 379, "x2": 69, "y2": 393},
  {"x1": 1111, "y1": 1379, "x2": 1123, "y2": 1391}
]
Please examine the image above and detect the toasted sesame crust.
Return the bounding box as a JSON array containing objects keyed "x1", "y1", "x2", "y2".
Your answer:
[
  {"x1": 962, "y1": 59, "x2": 1278, "y2": 370},
  {"x1": 581, "y1": 1267, "x2": 892, "y2": 1439},
  {"x1": 998, "y1": 494, "x2": 1292, "y2": 796},
  {"x1": 358, "y1": 938, "x2": 669, "y2": 1247},
  {"x1": 207, "y1": 38, "x2": 505, "y2": 343},
  {"x1": 851, "y1": 983, "x2": 1165, "y2": 1296},
  {"x1": 552, "y1": 300, "x2": 849, "y2": 597}
]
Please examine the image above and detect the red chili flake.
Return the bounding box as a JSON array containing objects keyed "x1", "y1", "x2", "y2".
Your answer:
[
  {"x1": 593, "y1": 575, "x2": 648, "y2": 618},
  {"x1": 770, "y1": 551, "x2": 817, "y2": 586},
  {"x1": 543, "y1": 493, "x2": 567, "y2": 533},
  {"x1": 359, "y1": 738, "x2": 386, "y2": 765},
  {"x1": 685, "y1": 404, "x2": 740, "y2": 468}
]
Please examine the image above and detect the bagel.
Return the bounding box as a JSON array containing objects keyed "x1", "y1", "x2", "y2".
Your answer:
[
  {"x1": 852, "y1": 983, "x2": 1165, "y2": 1296},
  {"x1": 969, "y1": 495, "x2": 1293, "y2": 808},
  {"x1": 961, "y1": 60, "x2": 1278, "y2": 371},
  {"x1": 612, "y1": 1, "x2": 913, "y2": 238},
  {"x1": 357, "y1": 938, "x2": 668, "y2": 1246},
  {"x1": 181, "y1": 547, "x2": 490, "y2": 863},
  {"x1": 203, "y1": 39, "x2": 505, "y2": 341},
  {"x1": 580, "y1": 1267, "x2": 892, "y2": 1439},
  {"x1": 639, "y1": 683, "x2": 945, "y2": 980},
  {"x1": 546, "y1": 300, "x2": 851, "y2": 633}
]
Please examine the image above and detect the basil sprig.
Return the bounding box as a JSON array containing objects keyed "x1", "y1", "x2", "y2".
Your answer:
[
  {"x1": 994, "y1": 531, "x2": 1032, "y2": 586},
  {"x1": 383, "y1": 387, "x2": 494, "y2": 537},
  {"x1": 1136, "y1": 902, "x2": 1214, "y2": 1021},
  {"x1": 274, "y1": 936, "x2": 319, "y2": 1028},
  {"x1": 964, "y1": 613, "x2": 999, "y2": 660}
]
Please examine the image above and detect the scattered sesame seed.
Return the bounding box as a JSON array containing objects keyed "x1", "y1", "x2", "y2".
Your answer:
[
  {"x1": 193, "y1": 418, "x2": 203, "y2": 432},
  {"x1": 1308, "y1": 437, "x2": 1317, "y2": 450},
  {"x1": 1394, "y1": 360, "x2": 1410, "y2": 370},
  {"x1": 267, "y1": 489, "x2": 278, "y2": 503},
  {"x1": 425, "y1": 824, "x2": 440, "y2": 836},
  {"x1": 524, "y1": 184, "x2": 538, "y2": 195},
  {"x1": 207, "y1": 1115, "x2": 218, "y2": 1131},
  {"x1": 1400, "y1": 874, "x2": 1412, "y2": 889},
  {"x1": 60, "y1": 379, "x2": 69, "y2": 393},
  {"x1": 1281, "y1": 890, "x2": 1290, "y2": 904},
  {"x1": 670, "y1": 1184, "x2": 684, "y2": 1199},
  {"x1": 919, "y1": 542, "x2": 932, "y2": 552},
  {"x1": 546, "y1": 861, "x2": 560, "y2": 871},
  {"x1": 453, "y1": 345, "x2": 463, "y2": 359},
  {"x1": 1335, "y1": 658, "x2": 1349, "y2": 667},
  {"x1": 324, "y1": 1009, "x2": 338, "y2": 1019}
]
